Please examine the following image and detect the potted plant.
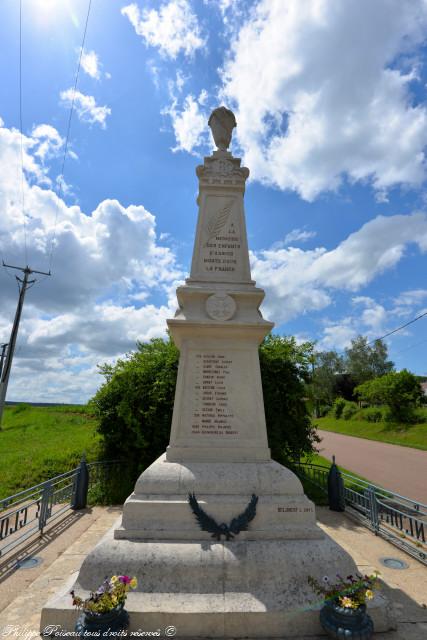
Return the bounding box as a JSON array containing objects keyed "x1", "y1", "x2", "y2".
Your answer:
[
  {"x1": 308, "y1": 571, "x2": 380, "y2": 640},
  {"x1": 71, "y1": 575, "x2": 137, "y2": 636}
]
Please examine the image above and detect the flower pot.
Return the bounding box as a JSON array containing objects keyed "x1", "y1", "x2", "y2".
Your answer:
[
  {"x1": 75, "y1": 603, "x2": 129, "y2": 637},
  {"x1": 320, "y1": 600, "x2": 374, "y2": 639}
]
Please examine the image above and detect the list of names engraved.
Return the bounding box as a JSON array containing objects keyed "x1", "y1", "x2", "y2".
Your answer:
[{"x1": 191, "y1": 352, "x2": 238, "y2": 436}]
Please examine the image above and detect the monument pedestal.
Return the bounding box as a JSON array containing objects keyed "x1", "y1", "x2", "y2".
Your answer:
[
  {"x1": 41, "y1": 455, "x2": 394, "y2": 637},
  {"x1": 41, "y1": 108, "x2": 394, "y2": 637}
]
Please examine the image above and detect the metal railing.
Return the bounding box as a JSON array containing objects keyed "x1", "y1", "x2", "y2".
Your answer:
[
  {"x1": 0, "y1": 457, "x2": 123, "y2": 560},
  {"x1": 293, "y1": 461, "x2": 427, "y2": 566}
]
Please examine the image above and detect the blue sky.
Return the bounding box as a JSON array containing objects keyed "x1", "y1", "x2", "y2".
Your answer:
[{"x1": 1, "y1": 0, "x2": 427, "y2": 403}]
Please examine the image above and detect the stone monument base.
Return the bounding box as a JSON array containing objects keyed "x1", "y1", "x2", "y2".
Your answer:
[
  {"x1": 41, "y1": 529, "x2": 394, "y2": 637},
  {"x1": 40, "y1": 456, "x2": 395, "y2": 637}
]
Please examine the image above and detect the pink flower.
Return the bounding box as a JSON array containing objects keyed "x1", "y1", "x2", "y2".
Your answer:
[{"x1": 119, "y1": 575, "x2": 131, "y2": 584}]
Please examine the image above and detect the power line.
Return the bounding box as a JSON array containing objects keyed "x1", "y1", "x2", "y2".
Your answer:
[
  {"x1": 47, "y1": 0, "x2": 93, "y2": 274},
  {"x1": 1, "y1": 0, "x2": 92, "y2": 415},
  {"x1": 1, "y1": 0, "x2": 28, "y2": 279},
  {"x1": 368, "y1": 309, "x2": 427, "y2": 345},
  {"x1": 3, "y1": 0, "x2": 93, "y2": 277},
  {"x1": 393, "y1": 337, "x2": 427, "y2": 357},
  {"x1": 19, "y1": 0, "x2": 28, "y2": 265}
]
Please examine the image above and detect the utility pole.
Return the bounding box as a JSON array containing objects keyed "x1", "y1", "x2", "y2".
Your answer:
[
  {"x1": 0, "y1": 343, "x2": 8, "y2": 378},
  {"x1": 0, "y1": 262, "x2": 50, "y2": 428}
]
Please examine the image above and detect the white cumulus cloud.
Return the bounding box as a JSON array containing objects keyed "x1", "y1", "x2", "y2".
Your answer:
[
  {"x1": 317, "y1": 320, "x2": 358, "y2": 352},
  {"x1": 0, "y1": 116, "x2": 183, "y2": 403},
  {"x1": 220, "y1": 0, "x2": 427, "y2": 200},
  {"x1": 163, "y1": 91, "x2": 210, "y2": 153},
  {"x1": 352, "y1": 296, "x2": 388, "y2": 334},
  {"x1": 81, "y1": 50, "x2": 102, "y2": 80},
  {"x1": 283, "y1": 228, "x2": 317, "y2": 245},
  {"x1": 60, "y1": 89, "x2": 111, "y2": 128},
  {"x1": 393, "y1": 289, "x2": 427, "y2": 309},
  {"x1": 31, "y1": 124, "x2": 64, "y2": 161},
  {"x1": 122, "y1": 0, "x2": 206, "y2": 59},
  {"x1": 251, "y1": 212, "x2": 427, "y2": 325}
]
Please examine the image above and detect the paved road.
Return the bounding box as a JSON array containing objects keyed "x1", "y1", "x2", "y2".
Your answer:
[{"x1": 317, "y1": 430, "x2": 427, "y2": 504}]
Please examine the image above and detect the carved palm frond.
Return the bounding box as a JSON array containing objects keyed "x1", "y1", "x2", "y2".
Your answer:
[{"x1": 205, "y1": 199, "x2": 234, "y2": 242}]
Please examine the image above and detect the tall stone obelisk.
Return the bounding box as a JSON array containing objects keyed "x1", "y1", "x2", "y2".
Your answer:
[
  {"x1": 41, "y1": 108, "x2": 393, "y2": 638},
  {"x1": 166, "y1": 106, "x2": 272, "y2": 464}
]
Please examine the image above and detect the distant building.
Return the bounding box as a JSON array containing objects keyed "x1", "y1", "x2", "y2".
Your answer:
[{"x1": 421, "y1": 381, "x2": 427, "y2": 396}]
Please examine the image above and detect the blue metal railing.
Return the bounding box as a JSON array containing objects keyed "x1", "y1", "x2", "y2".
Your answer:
[
  {"x1": 293, "y1": 461, "x2": 427, "y2": 565},
  {"x1": 0, "y1": 458, "x2": 122, "y2": 560}
]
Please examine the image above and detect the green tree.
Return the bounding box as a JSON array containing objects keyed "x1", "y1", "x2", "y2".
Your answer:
[
  {"x1": 91, "y1": 335, "x2": 319, "y2": 477},
  {"x1": 345, "y1": 336, "x2": 394, "y2": 386},
  {"x1": 311, "y1": 350, "x2": 344, "y2": 410},
  {"x1": 259, "y1": 335, "x2": 320, "y2": 463},
  {"x1": 91, "y1": 338, "x2": 179, "y2": 473},
  {"x1": 355, "y1": 370, "x2": 424, "y2": 423}
]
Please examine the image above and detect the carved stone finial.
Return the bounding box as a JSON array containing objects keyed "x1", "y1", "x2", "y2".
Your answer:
[{"x1": 208, "y1": 106, "x2": 236, "y2": 151}]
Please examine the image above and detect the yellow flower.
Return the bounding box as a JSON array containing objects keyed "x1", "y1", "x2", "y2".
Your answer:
[
  {"x1": 365, "y1": 590, "x2": 374, "y2": 600},
  {"x1": 111, "y1": 595, "x2": 118, "y2": 606},
  {"x1": 130, "y1": 577, "x2": 138, "y2": 589},
  {"x1": 111, "y1": 575, "x2": 119, "y2": 584},
  {"x1": 340, "y1": 596, "x2": 356, "y2": 609}
]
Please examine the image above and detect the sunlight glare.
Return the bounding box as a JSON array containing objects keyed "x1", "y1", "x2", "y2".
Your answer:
[{"x1": 30, "y1": 0, "x2": 80, "y2": 28}]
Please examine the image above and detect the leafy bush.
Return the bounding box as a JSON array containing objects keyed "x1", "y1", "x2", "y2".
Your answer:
[
  {"x1": 355, "y1": 370, "x2": 424, "y2": 424},
  {"x1": 318, "y1": 404, "x2": 332, "y2": 418},
  {"x1": 88, "y1": 465, "x2": 135, "y2": 505},
  {"x1": 91, "y1": 335, "x2": 319, "y2": 480},
  {"x1": 331, "y1": 397, "x2": 346, "y2": 419},
  {"x1": 90, "y1": 338, "x2": 180, "y2": 479},
  {"x1": 414, "y1": 408, "x2": 427, "y2": 423},
  {"x1": 383, "y1": 407, "x2": 426, "y2": 425},
  {"x1": 360, "y1": 407, "x2": 383, "y2": 423},
  {"x1": 342, "y1": 402, "x2": 358, "y2": 420}
]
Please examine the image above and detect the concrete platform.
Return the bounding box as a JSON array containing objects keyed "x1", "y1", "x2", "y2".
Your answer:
[
  {"x1": 38, "y1": 455, "x2": 388, "y2": 638},
  {"x1": 0, "y1": 507, "x2": 426, "y2": 639}
]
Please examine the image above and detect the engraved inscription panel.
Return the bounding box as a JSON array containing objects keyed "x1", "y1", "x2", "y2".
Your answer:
[
  {"x1": 191, "y1": 352, "x2": 238, "y2": 437},
  {"x1": 200, "y1": 196, "x2": 243, "y2": 278},
  {"x1": 175, "y1": 347, "x2": 267, "y2": 447}
]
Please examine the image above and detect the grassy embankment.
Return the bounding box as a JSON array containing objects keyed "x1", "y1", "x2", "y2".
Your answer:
[
  {"x1": 316, "y1": 410, "x2": 427, "y2": 451},
  {"x1": 0, "y1": 403, "x2": 100, "y2": 499},
  {"x1": 0, "y1": 403, "x2": 375, "y2": 506}
]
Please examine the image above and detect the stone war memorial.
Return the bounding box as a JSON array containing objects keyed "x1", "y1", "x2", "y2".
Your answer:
[{"x1": 41, "y1": 108, "x2": 393, "y2": 637}]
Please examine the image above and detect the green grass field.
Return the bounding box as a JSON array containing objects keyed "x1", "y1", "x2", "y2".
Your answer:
[
  {"x1": 316, "y1": 413, "x2": 427, "y2": 450},
  {"x1": 0, "y1": 404, "x2": 100, "y2": 499}
]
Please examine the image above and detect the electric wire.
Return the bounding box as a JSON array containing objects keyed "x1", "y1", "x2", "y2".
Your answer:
[
  {"x1": 0, "y1": 0, "x2": 25, "y2": 281},
  {"x1": 19, "y1": 0, "x2": 28, "y2": 266},
  {"x1": 394, "y1": 337, "x2": 427, "y2": 356},
  {"x1": 47, "y1": 0, "x2": 93, "y2": 275},
  {"x1": 368, "y1": 310, "x2": 427, "y2": 345}
]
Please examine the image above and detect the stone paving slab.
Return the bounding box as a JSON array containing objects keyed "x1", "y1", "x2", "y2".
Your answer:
[
  {"x1": 0, "y1": 506, "x2": 426, "y2": 639},
  {"x1": 0, "y1": 506, "x2": 121, "y2": 612}
]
